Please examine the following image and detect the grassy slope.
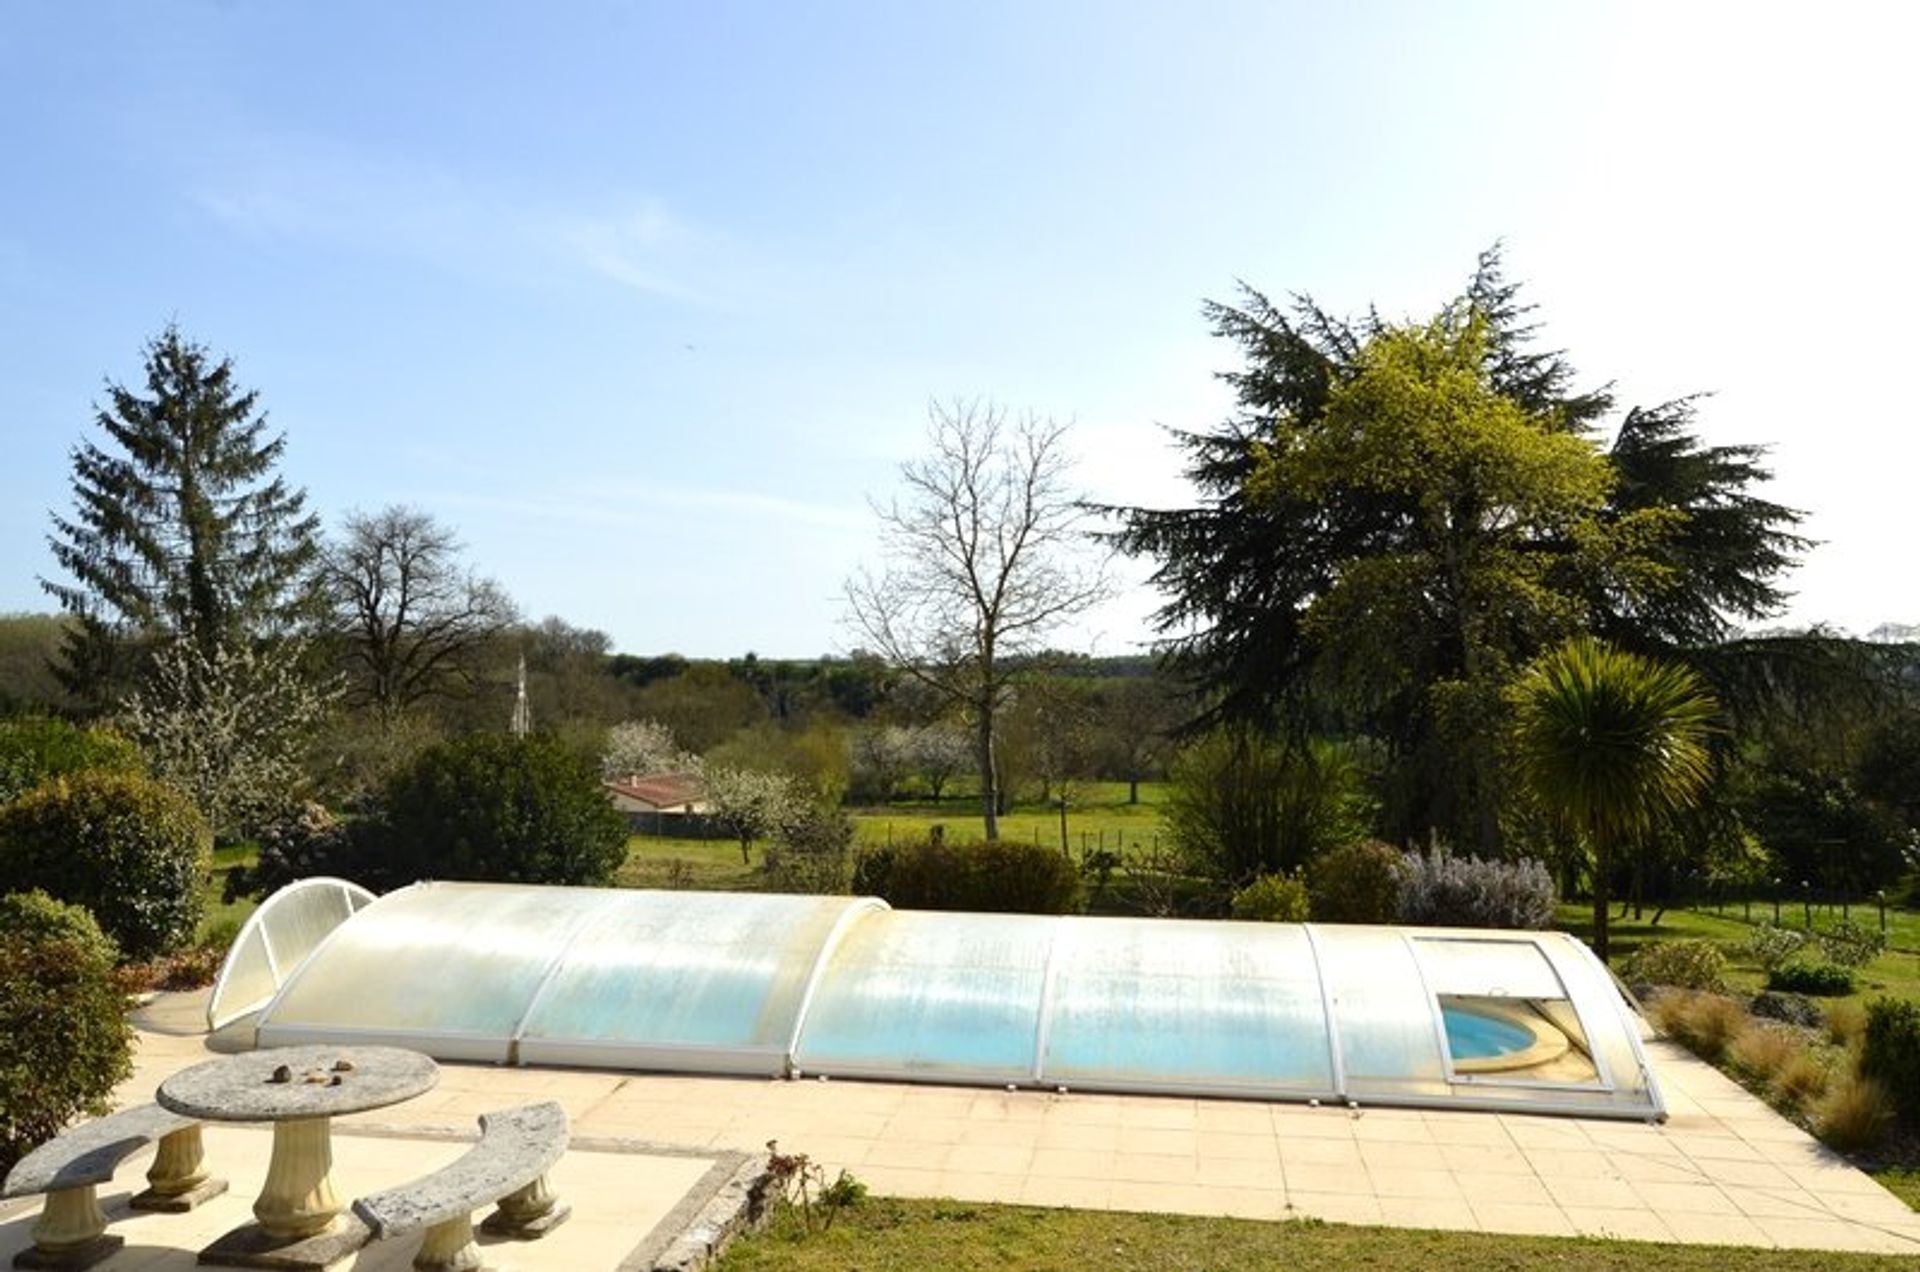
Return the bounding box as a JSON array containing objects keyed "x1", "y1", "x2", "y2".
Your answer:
[{"x1": 715, "y1": 1199, "x2": 1919, "y2": 1272}]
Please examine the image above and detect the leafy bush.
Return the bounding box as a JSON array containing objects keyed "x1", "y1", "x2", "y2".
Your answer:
[
  {"x1": 0, "y1": 891, "x2": 135, "y2": 1173},
  {"x1": 1816, "y1": 919, "x2": 1887, "y2": 969},
  {"x1": 1395, "y1": 849, "x2": 1555, "y2": 929},
  {"x1": 861, "y1": 830, "x2": 1082, "y2": 915},
  {"x1": 1163, "y1": 730, "x2": 1372, "y2": 884},
  {"x1": 0, "y1": 772, "x2": 209, "y2": 959},
  {"x1": 1741, "y1": 922, "x2": 1809, "y2": 972},
  {"x1": 1766, "y1": 961, "x2": 1855, "y2": 996},
  {"x1": 1230, "y1": 873, "x2": 1310, "y2": 922},
  {"x1": 1748, "y1": 991, "x2": 1823, "y2": 1030},
  {"x1": 762, "y1": 803, "x2": 856, "y2": 895},
  {"x1": 372, "y1": 733, "x2": 629, "y2": 887},
  {"x1": 227, "y1": 801, "x2": 388, "y2": 898},
  {"x1": 1617, "y1": 940, "x2": 1729, "y2": 991},
  {"x1": 1859, "y1": 998, "x2": 1920, "y2": 1123},
  {"x1": 0, "y1": 716, "x2": 143, "y2": 804},
  {"x1": 1305, "y1": 840, "x2": 1404, "y2": 924}
]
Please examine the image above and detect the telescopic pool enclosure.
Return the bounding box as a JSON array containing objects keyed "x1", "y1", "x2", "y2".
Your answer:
[{"x1": 208, "y1": 879, "x2": 1665, "y2": 1121}]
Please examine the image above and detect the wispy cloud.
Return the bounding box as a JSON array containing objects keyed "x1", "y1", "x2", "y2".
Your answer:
[{"x1": 186, "y1": 133, "x2": 746, "y2": 306}]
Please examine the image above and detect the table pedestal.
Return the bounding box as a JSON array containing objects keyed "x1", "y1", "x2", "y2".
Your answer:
[{"x1": 255, "y1": 1118, "x2": 339, "y2": 1239}]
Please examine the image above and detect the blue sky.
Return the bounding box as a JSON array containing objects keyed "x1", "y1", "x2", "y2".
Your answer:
[{"x1": 3, "y1": 2, "x2": 1915, "y2": 656}]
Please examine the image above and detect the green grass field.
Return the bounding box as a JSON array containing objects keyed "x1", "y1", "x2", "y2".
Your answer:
[{"x1": 715, "y1": 1198, "x2": 1919, "y2": 1272}]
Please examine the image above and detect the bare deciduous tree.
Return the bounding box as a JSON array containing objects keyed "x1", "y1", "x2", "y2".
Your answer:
[
  {"x1": 845, "y1": 402, "x2": 1109, "y2": 840},
  {"x1": 318, "y1": 506, "x2": 516, "y2": 720}
]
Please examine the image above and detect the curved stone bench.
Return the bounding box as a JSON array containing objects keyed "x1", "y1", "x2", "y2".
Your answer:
[
  {"x1": 352, "y1": 1102, "x2": 570, "y2": 1272},
  {"x1": 2, "y1": 1103, "x2": 226, "y2": 1270}
]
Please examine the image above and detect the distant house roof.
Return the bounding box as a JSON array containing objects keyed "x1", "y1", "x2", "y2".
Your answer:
[{"x1": 604, "y1": 771, "x2": 706, "y2": 812}]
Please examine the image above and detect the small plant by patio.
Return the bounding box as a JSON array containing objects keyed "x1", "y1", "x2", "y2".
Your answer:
[
  {"x1": 0, "y1": 891, "x2": 134, "y2": 1173},
  {"x1": 763, "y1": 1141, "x2": 865, "y2": 1233}
]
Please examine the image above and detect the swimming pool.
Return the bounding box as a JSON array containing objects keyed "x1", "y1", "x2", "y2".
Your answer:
[{"x1": 1441, "y1": 999, "x2": 1573, "y2": 1074}]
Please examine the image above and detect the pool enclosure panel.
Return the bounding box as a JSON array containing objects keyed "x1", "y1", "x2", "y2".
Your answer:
[
  {"x1": 206, "y1": 877, "x2": 375, "y2": 1030},
  {"x1": 232, "y1": 881, "x2": 1664, "y2": 1119}
]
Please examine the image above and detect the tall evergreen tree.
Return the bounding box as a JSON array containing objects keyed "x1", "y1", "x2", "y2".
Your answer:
[
  {"x1": 1106, "y1": 247, "x2": 1805, "y2": 848},
  {"x1": 42, "y1": 326, "x2": 321, "y2": 708}
]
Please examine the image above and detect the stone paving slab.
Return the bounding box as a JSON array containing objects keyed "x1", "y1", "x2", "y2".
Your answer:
[{"x1": 104, "y1": 1016, "x2": 1920, "y2": 1259}]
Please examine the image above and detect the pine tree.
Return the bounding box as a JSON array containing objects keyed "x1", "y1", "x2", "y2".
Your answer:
[{"x1": 42, "y1": 326, "x2": 321, "y2": 708}]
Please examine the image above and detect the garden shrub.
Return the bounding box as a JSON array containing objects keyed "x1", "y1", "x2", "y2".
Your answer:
[
  {"x1": 0, "y1": 771, "x2": 209, "y2": 959},
  {"x1": 372, "y1": 733, "x2": 629, "y2": 887},
  {"x1": 1396, "y1": 849, "x2": 1555, "y2": 929},
  {"x1": 1748, "y1": 991, "x2": 1823, "y2": 1030},
  {"x1": 1305, "y1": 840, "x2": 1404, "y2": 924},
  {"x1": 0, "y1": 716, "x2": 142, "y2": 804},
  {"x1": 1859, "y1": 997, "x2": 1920, "y2": 1123},
  {"x1": 1741, "y1": 922, "x2": 1809, "y2": 972},
  {"x1": 862, "y1": 831, "x2": 1082, "y2": 915},
  {"x1": 1163, "y1": 730, "x2": 1371, "y2": 884},
  {"x1": 1230, "y1": 872, "x2": 1310, "y2": 923},
  {"x1": 1617, "y1": 939, "x2": 1729, "y2": 992},
  {"x1": 762, "y1": 803, "x2": 856, "y2": 895},
  {"x1": 1816, "y1": 919, "x2": 1887, "y2": 969},
  {"x1": 0, "y1": 891, "x2": 134, "y2": 1174},
  {"x1": 1726, "y1": 1020, "x2": 1798, "y2": 1085},
  {"x1": 229, "y1": 801, "x2": 387, "y2": 898},
  {"x1": 1771, "y1": 1050, "x2": 1830, "y2": 1110},
  {"x1": 1766, "y1": 961, "x2": 1855, "y2": 996}
]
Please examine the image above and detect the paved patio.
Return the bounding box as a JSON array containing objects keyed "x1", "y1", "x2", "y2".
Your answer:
[{"x1": 5, "y1": 1000, "x2": 1918, "y2": 1266}]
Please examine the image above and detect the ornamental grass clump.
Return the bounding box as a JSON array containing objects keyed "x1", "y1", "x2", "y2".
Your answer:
[
  {"x1": 1726, "y1": 1020, "x2": 1799, "y2": 1086},
  {"x1": 1770, "y1": 1050, "x2": 1830, "y2": 1111},
  {"x1": 1814, "y1": 1071, "x2": 1895, "y2": 1150},
  {"x1": 1650, "y1": 989, "x2": 1746, "y2": 1064}
]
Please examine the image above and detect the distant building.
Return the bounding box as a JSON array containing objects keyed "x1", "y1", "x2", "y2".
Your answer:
[{"x1": 604, "y1": 770, "x2": 709, "y2": 835}]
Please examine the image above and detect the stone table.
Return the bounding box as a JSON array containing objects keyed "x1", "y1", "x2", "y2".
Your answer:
[{"x1": 158, "y1": 1045, "x2": 438, "y2": 1270}]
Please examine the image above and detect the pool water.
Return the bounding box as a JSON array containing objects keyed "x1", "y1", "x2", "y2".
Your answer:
[{"x1": 1443, "y1": 1004, "x2": 1537, "y2": 1059}]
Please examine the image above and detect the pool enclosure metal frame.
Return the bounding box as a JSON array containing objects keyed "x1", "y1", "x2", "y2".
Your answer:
[{"x1": 222, "y1": 880, "x2": 1666, "y2": 1121}]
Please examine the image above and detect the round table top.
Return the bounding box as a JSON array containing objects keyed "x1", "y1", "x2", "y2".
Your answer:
[{"x1": 158, "y1": 1045, "x2": 439, "y2": 1123}]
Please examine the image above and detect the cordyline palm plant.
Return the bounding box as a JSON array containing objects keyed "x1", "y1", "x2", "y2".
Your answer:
[{"x1": 1512, "y1": 638, "x2": 1718, "y2": 963}]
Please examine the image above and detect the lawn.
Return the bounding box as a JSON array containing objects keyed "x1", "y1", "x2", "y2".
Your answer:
[
  {"x1": 714, "y1": 1198, "x2": 1918, "y2": 1271},
  {"x1": 1552, "y1": 903, "x2": 1920, "y2": 1005}
]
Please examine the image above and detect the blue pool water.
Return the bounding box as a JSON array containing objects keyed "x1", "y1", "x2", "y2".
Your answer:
[{"x1": 1443, "y1": 1005, "x2": 1535, "y2": 1059}]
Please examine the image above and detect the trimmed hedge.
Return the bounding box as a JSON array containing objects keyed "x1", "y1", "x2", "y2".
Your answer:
[
  {"x1": 1860, "y1": 997, "x2": 1920, "y2": 1123},
  {"x1": 0, "y1": 891, "x2": 134, "y2": 1174},
  {"x1": 0, "y1": 772, "x2": 209, "y2": 959},
  {"x1": 0, "y1": 716, "x2": 142, "y2": 805},
  {"x1": 857, "y1": 832, "x2": 1082, "y2": 915},
  {"x1": 373, "y1": 733, "x2": 629, "y2": 888}
]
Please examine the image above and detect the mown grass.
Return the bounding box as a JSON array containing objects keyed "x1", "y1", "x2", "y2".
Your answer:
[
  {"x1": 1553, "y1": 903, "x2": 1920, "y2": 1005},
  {"x1": 714, "y1": 1198, "x2": 1919, "y2": 1271}
]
